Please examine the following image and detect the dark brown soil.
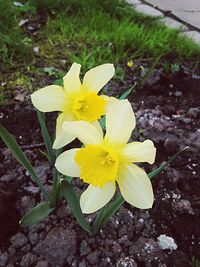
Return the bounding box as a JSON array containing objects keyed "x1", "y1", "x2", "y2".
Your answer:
[{"x1": 0, "y1": 64, "x2": 200, "y2": 267}]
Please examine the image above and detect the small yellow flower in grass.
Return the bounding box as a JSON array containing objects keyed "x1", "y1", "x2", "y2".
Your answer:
[
  {"x1": 55, "y1": 100, "x2": 156, "y2": 214},
  {"x1": 127, "y1": 60, "x2": 134, "y2": 68},
  {"x1": 31, "y1": 63, "x2": 115, "y2": 149}
]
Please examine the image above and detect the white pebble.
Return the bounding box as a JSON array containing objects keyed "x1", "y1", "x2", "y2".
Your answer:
[{"x1": 157, "y1": 234, "x2": 178, "y2": 250}]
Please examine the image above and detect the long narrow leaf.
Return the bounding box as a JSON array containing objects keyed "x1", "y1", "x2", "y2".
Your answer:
[
  {"x1": 20, "y1": 202, "x2": 54, "y2": 227},
  {"x1": 61, "y1": 180, "x2": 91, "y2": 234},
  {"x1": 119, "y1": 83, "x2": 136, "y2": 100},
  {"x1": 92, "y1": 195, "x2": 124, "y2": 235},
  {"x1": 148, "y1": 146, "x2": 189, "y2": 179},
  {"x1": 0, "y1": 124, "x2": 52, "y2": 202},
  {"x1": 36, "y1": 110, "x2": 55, "y2": 165}
]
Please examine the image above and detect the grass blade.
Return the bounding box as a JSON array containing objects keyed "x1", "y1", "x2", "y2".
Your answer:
[
  {"x1": 20, "y1": 202, "x2": 54, "y2": 227},
  {"x1": 148, "y1": 146, "x2": 189, "y2": 179},
  {"x1": 0, "y1": 124, "x2": 52, "y2": 202},
  {"x1": 61, "y1": 180, "x2": 91, "y2": 234}
]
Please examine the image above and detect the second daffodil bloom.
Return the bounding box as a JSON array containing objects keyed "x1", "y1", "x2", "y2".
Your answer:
[
  {"x1": 55, "y1": 100, "x2": 156, "y2": 214},
  {"x1": 31, "y1": 63, "x2": 115, "y2": 149}
]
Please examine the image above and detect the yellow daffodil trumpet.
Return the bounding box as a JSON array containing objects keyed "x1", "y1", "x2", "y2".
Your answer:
[
  {"x1": 55, "y1": 100, "x2": 156, "y2": 214},
  {"x1": 31, "y1": 63, "x2": 115, "y2": 149}
]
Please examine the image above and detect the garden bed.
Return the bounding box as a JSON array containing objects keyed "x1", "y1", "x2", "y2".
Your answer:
[{"x1": 0, "y1": 63, "x2": 200, "y2": 267}]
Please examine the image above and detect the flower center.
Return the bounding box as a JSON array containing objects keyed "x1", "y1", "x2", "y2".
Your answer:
[
  {"x1": 75, "y1": 144, "x2": 119, "y2": 187},
  {"x1": 72, "y1": 91, "x2": 106, "y2": 122}
]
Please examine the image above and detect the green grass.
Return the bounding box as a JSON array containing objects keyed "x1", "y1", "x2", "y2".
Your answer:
[
  {"x1": 0, "y1": 0, "x2": 31, "y2": 63},
  {"x1": 1, "y1": 0, "x2": 200, "y2": 67},
  {"x1": 1, "y1": 0, "x2": 200, "y2": 104},
  {"x1": 191, "y1": 257, "x2": 200, "y2": 267},
  {"x1": 37, "y1": 0, "x2": 200, "y2": 70}
]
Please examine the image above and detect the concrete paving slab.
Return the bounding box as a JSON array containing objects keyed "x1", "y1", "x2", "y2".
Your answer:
[
  {"x1": 173, "y1": 11, "x2": 200, "y2": 29},
  {"x1": 126, "y1": 0, "x2": 141, "y2": 5},
  {"x1": 160, "y1": 17, "x2": 188, "y2": 31},
  {"x1": 144, "y1": 0, "x2": 200, "y2": 11},
  {"x1": 135, "y1": 4, "x2": 163, "y2": 17},
  {"x1": 145, "y1": 0, "x2": 200, "y2": 29},
  {"x1": 181, "y1": 31, "x2": 200, "y2": 43}
]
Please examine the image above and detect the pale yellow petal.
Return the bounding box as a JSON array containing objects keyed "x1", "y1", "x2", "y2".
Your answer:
[
  {"x1": 105, "y1": 100, "x2": 136, "y2": 144},
  {"x1": 55, "y1": 148, "x2": 80, "y2": 177},
  {"x1": 63, "y1": 63, "x2": 81, "y2": 93},
  {"x1": 102, "y1": 95, "x2": 119, "y2": 112},
  {"x1": 31, "y1": 85, "x2": 66, "y2": 112},
  {"x1": 83, "y1": 64, "x2": 115, "y2": 93},
  {"x1": 117, "y1": 164, "x2": 154, "y2": 209},
  {"x1": 122, "y1": 140, "x2": 156, "y2": 164},
  {"x1": 62, "y1": 121, "x2": 103, "y2": 145},
  {"x1": 91, "y1": 121, "x2": 103, "y2": 139},
  {"x1": 53, "y1": 113, "x2": 76, "y2": 149},
  {"x1": 80, "y1": 182, "x2": 116, "y2": 214}
]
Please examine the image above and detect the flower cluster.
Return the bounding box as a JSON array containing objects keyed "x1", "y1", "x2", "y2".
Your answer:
[{"x1": 31, "y1": 63, "x2": 156, "y2": 214}]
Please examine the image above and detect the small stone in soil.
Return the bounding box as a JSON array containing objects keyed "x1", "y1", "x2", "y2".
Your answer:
[
  {"x1": 86, "y1": 250, "x2": 99, "y2": 265},
  {"x1": 35, "y1": 260, "x2": 49, "y2": 267},
  {"x1": 187, "y1": 107, "x2": 200, "y2": 118},
  {"x1": 33, "y1": 227, "x2": 77, "y2": 266},
  {"x1": 17, "y1": 195, "x2": 36, "y2": 216},
  {"x1": 130, "y1": 237, "x2": 163, "y2": 264},
  {"x1": 28, "y1": 232, "x2": 38, "y2": 245},
  {"x1": 20, "y1": 253, "x2": 38, "y2": 267},
  {"x1": 56, "y1": 205, "x2": 71, "y2": 219},
  {"x1": 78, "y1": 260, "x2": 87, "y2": 267},
  {"x1": 0, "y1": 172, "x2": 16, "y2": 182},
  {"x1": 0, "y1": 252, "x2": 9, "y2": 267},
  {"x1": 112, "y1": 242, "x2": 122, "y2": 257},
  {"x1": 157, "y1": 234, "x2": 178, "y2": 250},
  {"x1": 80, "y1": 240, "x2": 91, "y2": 256},
  {"x1": 174, "y1": 199, "x2": 194, "y2": 215},
  {"x1": 10, "y1": 233, "x2": 28, "y2": 249},
  {"x1": 116, "y1": 256, "x2": 138, "y2": 267}
]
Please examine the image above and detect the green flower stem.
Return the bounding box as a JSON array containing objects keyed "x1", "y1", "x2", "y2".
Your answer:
[
  {"x1": 51, "y1": 148, "x2": 63, "y2": 206},
  {"x1": 51, "y1": 167, "x2": 59, "y2": 206}
]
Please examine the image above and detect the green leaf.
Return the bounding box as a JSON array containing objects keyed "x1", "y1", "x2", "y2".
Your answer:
[
  {"x1": 20, "y1": 202, "x2": 54, "y2": 227},
  {"x1": 148, "y1": 146, "x2": 189, "y2": 179},
  {"x1": 119, "y1": 83, "x2": 136, "y2": 100},
  {"x1": 36, "y1": 110, "x2": 55, "y2": 165},
  {"x1": 61, "y1": 180, "x2": 91, "y2": 234},
  {"x1": 0, "y1": 124, "x2": 52, "y2": 202},
  {"x1": 92, "y1": 195, "x2": 124, "y2": 235},
  {"x1": 115, "y1": 66, "x2": 125, "y2": 81}
]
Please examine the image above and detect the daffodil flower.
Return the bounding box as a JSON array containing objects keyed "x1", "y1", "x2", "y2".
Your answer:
[
  {"x1": 55, "y1": 100, "x2": 156, "y2": 214},
  {"x1": 31, "y1": 63, "x2": 115, "y2": 149},
  {"x1": 127, "y1": 60, "x2": 134, "y2": 68}
]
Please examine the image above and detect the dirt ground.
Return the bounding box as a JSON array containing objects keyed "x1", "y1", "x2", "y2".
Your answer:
[{"x1": 0, "y1": 63, "x2": 200, "y2": 267}]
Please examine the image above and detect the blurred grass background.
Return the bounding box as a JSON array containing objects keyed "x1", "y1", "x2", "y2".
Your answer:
[{"x1": 0, "y1": 0, "x2": 200, "y2": 104}]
